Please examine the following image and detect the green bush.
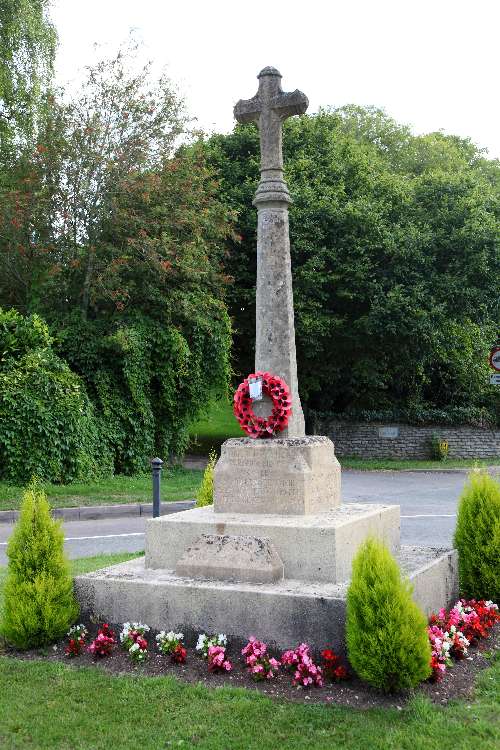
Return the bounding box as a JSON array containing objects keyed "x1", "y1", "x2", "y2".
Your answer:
[
  {"x1": 454, "y1": 471, "x2": 500, "y2": 602},
  {"x1": 0, "y1": 481, "x2": 79, "y2": 649},
  {"x1": 55, "y1": 310, "x2": 231, "y2": 474},
  {"x1": 0, "y1": 308, "x2": 112, "y2": 484},
  {"x1": 196, "y1": 449, "x2": 217, "y2": 507},
  {"x1": 346, "y1": 538, "x2": 431, "y2": 692},
  {"x1": 430, "y1": 434, "x2": 449, "y2": 461}
]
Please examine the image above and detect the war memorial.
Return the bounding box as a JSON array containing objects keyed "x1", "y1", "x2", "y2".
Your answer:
[{"x1": 75, "y1": 68, "x2": 459, "y2": 649}]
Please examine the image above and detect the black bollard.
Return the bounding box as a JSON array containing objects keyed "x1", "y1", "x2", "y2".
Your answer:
[{"x1": 151, "y1": 457, "x2": 164, "y2": 518}]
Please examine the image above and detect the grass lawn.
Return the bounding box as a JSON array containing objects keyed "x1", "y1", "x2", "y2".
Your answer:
[
  {"x1": 0, "y1": 553, "x2": 499, "y2": 748},
  {"x1": 340, "y1": 457, "x2": 500, "y2": 471},
  {"x1": 0, "y1": 658, "x2": 497, "y2": 750},
  {"x1": 0, "y1": 468, "x2": 203, "y2": 512},
  {"x1": 189, "y1": 396, "x2": 243, "y2": 454}
]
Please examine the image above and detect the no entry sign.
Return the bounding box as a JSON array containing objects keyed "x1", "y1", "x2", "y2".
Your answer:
[{"x1": 489, "y1": 347, "x2": 500, "y2": 372}]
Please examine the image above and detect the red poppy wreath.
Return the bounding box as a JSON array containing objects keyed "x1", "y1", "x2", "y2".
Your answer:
[{"x1": 233, "y1": 371, "x2": 292, "y2": 438}]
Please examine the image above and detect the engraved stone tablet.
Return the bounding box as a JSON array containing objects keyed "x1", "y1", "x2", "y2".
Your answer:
[
  {"x1": 214, "y1": 436, "x2": 341, "y2": 515},
  {"x1": 175, "y1": 533, "x2": 284, "y2": 583},
  {"x1": 379, "y1": 426, "x2": 400, "y2": 439}
]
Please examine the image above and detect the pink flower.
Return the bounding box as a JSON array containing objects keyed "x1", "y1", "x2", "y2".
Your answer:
[
  {"x1": 242, "y1": 637, "x2": 280, "y2": 681},
  {"x1": 281, "y1": 643, "x2": 323, "y2": 687},
  {"x1": 208, "y1": 645, "x2": 232, "y2": 673}
]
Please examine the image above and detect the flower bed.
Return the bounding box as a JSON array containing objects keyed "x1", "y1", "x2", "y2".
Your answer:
[
  {"x1": 13, "y1": 598, "x2": 496, "y2": 708},
  {"x1": 428, "y1": 599, "x2": 499, "y2": 681}
]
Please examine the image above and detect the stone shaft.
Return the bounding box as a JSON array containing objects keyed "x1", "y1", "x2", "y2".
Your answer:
[
  {"x1": 255, "y1": 204, "x2": 304, "y2": 436},
  {"x1": 234, "y1": 67, "x2": 308, "y2": 436}
]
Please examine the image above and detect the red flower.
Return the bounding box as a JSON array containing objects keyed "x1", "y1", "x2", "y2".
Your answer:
[
  {"x1": 171, "y1": 644, "x2": 187, "y2": 664},
  {"x1": 321, "y1": 647, "x2": 348, "y2": 682}
]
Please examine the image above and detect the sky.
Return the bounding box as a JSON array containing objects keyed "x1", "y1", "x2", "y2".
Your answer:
[{"x1": 52, "y1": 0, "x2": 500, "y2": 158}]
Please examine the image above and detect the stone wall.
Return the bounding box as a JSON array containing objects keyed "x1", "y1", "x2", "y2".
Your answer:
[{"x1": 315, "y1": 420, "x2": 500, "y2": 460}]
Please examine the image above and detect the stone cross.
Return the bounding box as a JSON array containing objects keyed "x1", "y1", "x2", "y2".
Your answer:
[{"x1": 234, "y1": 67, "x2": 308, "y2": 437}]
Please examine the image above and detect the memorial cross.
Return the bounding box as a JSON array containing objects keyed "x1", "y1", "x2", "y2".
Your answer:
[{"x1": 234, "y1": 67, "x2": 308, "y2": 436}]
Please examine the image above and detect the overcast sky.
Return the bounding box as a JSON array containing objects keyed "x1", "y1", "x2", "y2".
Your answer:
[{"x1": 52, "y1": 0, "x2": 500, "y2": 158}]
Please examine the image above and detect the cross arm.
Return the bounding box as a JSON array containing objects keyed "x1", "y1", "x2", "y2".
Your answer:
[
  {"x1": 273, "y1": 90, "x2": 309, "y2": 120},
  {"x1": 234, "y1": 95, "x2": 261, "y2": 124}
]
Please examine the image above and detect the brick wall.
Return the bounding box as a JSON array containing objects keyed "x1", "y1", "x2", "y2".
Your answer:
[{"x1": 315, "y1": 420, "x2": 500, "y2": 459}]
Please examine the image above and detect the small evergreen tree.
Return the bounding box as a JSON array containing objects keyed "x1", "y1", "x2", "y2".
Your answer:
[
  {"x1": 196, "y1": 449, "x2": 217, "y2": 507},
  {"x1": 454, "y1": 471, "x2": 500, "y2": 602},
  {"x1": 0, "y1": 480, "x2": 79, "y2": 649},
  {"x1": 346, "y1": 538, "x2": 431, "y2": 692}
]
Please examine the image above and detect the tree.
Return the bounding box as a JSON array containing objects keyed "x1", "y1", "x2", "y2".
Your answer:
[
  {"x1": 1, "y1": 480, "x2": 79, "y2": 649},
  {"x1": 454, "y1": 471, "x2": 500, "y2": 602},
  {"x1": 202, "y1": 109, "x2": 500, "y2": 418},
  {"x1": 346, "y1": 538, "x2": 431, "y2": 692},
  {"x1": 0, "y1": 46, "x2": 234, "y2": 471},
  {"x1": 0, "y1": 0, "x2": 57, "y2": 154},
  {"x1": 0, "y1": 307, "x2": 110, "y2": 483}
]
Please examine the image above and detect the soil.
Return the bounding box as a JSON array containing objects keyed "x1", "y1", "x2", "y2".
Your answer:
[{"x1": 4, "y1": 623, "x2": 499, "y2": 710}]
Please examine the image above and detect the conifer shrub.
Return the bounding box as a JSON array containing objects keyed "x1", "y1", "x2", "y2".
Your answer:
[
  {"x1": 196, "y1": 449, "x2": 217, "y2": 507},
  {"x1": 454, "y1": 471, "x2": 500, "y2": 602},
  {"x1": 0, "y1": 481, "x2": 79, "y2": 649},
  {"x1": 346, "y1": 538, "x2": 431, "y2": 692}
]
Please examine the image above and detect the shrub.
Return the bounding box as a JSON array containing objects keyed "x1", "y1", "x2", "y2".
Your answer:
[
  {"x1": 0, "y1": 308, "x2": 112, "y2": 484},
  {"x1": 346, "y1": 538, "x2": 431, "y2": 692},
  {"x1": 454, "y1": 472, "x2": 500, "y2": 602},
  {"x1": 0, "y1": 481, "x2": 79, "y2": 649},
  {"x1": 196, "y1": 449, "x2": 217, "y2": 507},
  {"x1": 430, "y1": 434, "x2": 449, "y2": 461}
]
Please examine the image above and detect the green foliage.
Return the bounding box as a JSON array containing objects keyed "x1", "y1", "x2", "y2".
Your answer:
[
  {"x1": 454, "y1": 472, "x2": 500, "y2": 602},
  {"x1": 429, "y1": 434, "x2": 449, "y2": 461},
  {"x1": 0, "y1": 0, "x2": 56, "y2": 152},
  {"x1": 0, "y1": 480, "x2": 79, "y2": 648},
  {"x1": 196, "y1": 449, "x2": 217, "y2": 507},
  {"x1": 203, "y1": 109, "x2": 500, "y2": 417},
  {"x1": 0, "y1": 307, "x2": 111, "y2": 484},
  {"x1": 0, "y1": 47, "x2": 233, "y2": 471},
  {"x1": 346, "y1": 538, "x2": 431, "y2": 692},
  {"x1": 313, "y1": 404, "x2": 499, "y2": 428}
]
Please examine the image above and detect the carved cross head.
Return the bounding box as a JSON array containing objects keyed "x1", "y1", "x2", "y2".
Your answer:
[{"x1": 234, "y1": 67, "x2": 308, "y2": 174}]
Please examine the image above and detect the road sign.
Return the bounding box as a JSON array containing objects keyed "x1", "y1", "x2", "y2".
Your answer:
[
  {"x1": 490, "y1": 373, "x2": 500, "y2": 385},
  {"x1": 489, "y1": 347, "x2": 500, "y2": 372}
]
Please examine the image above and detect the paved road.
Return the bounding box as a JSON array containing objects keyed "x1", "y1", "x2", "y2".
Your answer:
[{"x1": 0, "y1": 470, "x2": 473, "y2": 564}]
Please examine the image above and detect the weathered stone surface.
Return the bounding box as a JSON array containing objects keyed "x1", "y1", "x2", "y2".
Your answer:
[
  {"x1": 234, "y1": 67, "x2": 307, "y2": 437},
  {"x1": 75, "y1": 547, "x2": 458, "y2": 652},
  {"x1": 145, "y1": 502, "x2": 400, "y2": 583},
  {"x1": 214, "y1": 436, "x2": 341, "y2": 515},
  {"x1": 175, "y1": 533, "x2": 284, "y2": 583}
]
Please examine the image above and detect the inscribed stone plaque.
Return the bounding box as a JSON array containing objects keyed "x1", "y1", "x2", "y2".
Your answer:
[
  {"x1": 214, "y1": 436, "x2": 341, "y2": 515},
  {"x1": 379, "y1": 426, "x2": 400, "y2": 439}
]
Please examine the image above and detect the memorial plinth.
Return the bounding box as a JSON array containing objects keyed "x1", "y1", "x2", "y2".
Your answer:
[{"x1": 145, "y1": 502, "x2": 400, "y2": 584}]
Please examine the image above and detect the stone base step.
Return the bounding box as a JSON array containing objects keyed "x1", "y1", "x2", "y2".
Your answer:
[
  {"x1": 145, "y1": 503, "x2": 400, "y2": 584},
  {"x1": 75, "y1": 546, "x2": 458, "y2": 652}
]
